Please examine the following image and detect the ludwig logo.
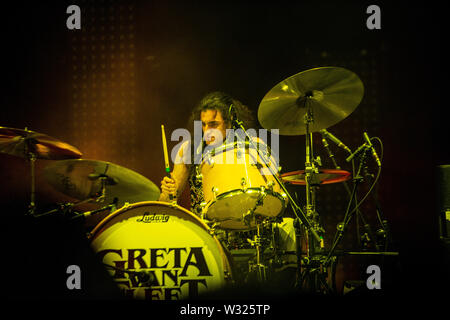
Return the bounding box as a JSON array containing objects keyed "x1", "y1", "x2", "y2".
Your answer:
[{"x1": 137, "y1": 212, "x2": 170, "y2": 223}]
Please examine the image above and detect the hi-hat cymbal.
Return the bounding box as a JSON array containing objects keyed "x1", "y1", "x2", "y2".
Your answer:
[
  {"x1": 258, "y1": 67, "x2": 364, "y2": 135},
  {"x1": 0, "y1": 126, "x2": 82, "y2": 160},
  {"x1": 43, "y1": 159, "x2": 160, "y2": 207}
]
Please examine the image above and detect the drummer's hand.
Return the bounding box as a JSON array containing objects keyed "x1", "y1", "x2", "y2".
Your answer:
[{"x1": 160, "y1": 175, "x2": 178, "y2": 200}]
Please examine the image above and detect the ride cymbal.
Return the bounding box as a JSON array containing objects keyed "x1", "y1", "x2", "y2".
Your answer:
[{"x1": 258, "y1": 67, "x2": 364, "y2": 135}]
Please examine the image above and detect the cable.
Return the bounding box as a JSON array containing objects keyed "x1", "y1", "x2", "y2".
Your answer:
[{"x1": 326, "y1": 141, "x2": 383, "y2": 260}]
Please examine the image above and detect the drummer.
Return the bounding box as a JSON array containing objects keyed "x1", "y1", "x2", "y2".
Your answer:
[
  {"x1": 158, "y1": 91, "x2": 257, "y2": 213},
  {"x1": 158, "y1": 91, "x2": 297, "y2": 273}
]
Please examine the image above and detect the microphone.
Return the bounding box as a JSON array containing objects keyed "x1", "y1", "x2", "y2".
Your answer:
[
  {"x1": 345, "y1": 142, "x2": 368, "y2": 163},
  {"x1": 70, "y1": 198, "x2": 118, "y2": 221},
  {"x1": 320, "y1": 129, "x2": 351, "y2": 154},
  {"x1": 321, "y1": 137, "x2": 341, "y2": 169},
  {"x1": 363, "y1": 132, "x2": 381, "y2": 167}
]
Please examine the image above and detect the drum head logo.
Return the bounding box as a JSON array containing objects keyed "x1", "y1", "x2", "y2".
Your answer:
[
  {"x1": 98, "y1": 246, "x2": 221, "y2": 300},
  {"x1": 137, "y1": 212, "x2": 170, "y2": 223}
]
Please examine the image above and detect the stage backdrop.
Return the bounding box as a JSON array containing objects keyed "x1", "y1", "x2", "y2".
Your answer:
[{"x1": 0, "y1": 1, "x2": 445, "y2": 299}]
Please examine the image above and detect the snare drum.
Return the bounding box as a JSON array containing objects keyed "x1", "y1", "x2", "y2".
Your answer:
[
  {"x1": 89, "y1": 201, "x2": 232, "y2": 300},
  {"x1": 200, "y1": 142, "x2": 287, "y2": 230}
]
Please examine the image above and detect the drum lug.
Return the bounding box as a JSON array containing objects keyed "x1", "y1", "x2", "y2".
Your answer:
[
  {"x1": 267, "y1": 181, "x2": 275, "y2": 192},
  {"x1": 122, "y1": 202, "x2": 131, "y2": 210},
  {"x1": 212, "y1": 186, "x2": 218, "y2": 199},
  {"x1": 200, "y1": 201, "x2": 208, "y2": 219},
  {"x1": 240, "y1": 178, "x2": 247, "y2": 190},
  {"x1": 168, "y1": 201, "x2": 178, "y2": 208}
]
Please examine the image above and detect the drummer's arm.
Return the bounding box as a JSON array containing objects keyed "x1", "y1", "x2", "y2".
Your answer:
[
  {"x1": 159, "y1": 163, "x2": 189, "y2": 202},
  {"x1": 159, "y1": 141, "x2": 190, "y2": 202}
]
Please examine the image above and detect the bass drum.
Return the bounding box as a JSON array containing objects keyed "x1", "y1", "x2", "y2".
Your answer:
[{"x1": 89, "y1": 201, "x2": 232, "y2": 300}]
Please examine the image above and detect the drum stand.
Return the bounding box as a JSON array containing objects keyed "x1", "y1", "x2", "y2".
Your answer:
[{"x1": 244, "y1": 192, "x2": 269, "y2": 283}]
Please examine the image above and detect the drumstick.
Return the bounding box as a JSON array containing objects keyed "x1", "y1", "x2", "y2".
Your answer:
[
  {"x1": 161, "y1": 125, "x2": 175, "y2": 201},
  {"x1": 161, "y1": 125, "x2": 170, "y2": 175}
]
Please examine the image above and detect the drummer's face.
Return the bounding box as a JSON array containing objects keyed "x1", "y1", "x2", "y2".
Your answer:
[{"x1": 201, "y1": 109, "x2": 230, "y2": 146}]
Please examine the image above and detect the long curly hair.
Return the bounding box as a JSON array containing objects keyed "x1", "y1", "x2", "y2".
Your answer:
[{"x1": 188, "y1": 91, "x2": 257, "y2": 131}]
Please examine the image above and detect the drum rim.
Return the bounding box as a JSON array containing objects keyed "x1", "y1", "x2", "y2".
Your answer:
[
  {"x1": 204, "y1": 188, "x2": 287, "y2": 229},
  {"x1": 88, "y1": 200, "x2": 211, "y2": 240},
  {"x1": 208, "y1": 188, "x2": 287, "y2": 214}
]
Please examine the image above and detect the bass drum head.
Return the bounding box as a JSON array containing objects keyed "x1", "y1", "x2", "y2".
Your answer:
[{"x1": 89, "y1": 201, "x2": 232, "y2": 300}]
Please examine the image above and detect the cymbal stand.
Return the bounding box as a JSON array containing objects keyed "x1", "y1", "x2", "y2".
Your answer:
[
  {"x1": 24, "y1": 137, "x2": 37, "y2": 216},
  {"x1": 295, "y1": 94, "x2": 331, "y2": 294}
]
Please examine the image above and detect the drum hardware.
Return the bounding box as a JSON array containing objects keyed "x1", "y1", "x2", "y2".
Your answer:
[
  {"x1": 240, "y1": 177, "x2": 247, "y2": 189},
  {"x1": 0, "y1": 126, "x2": 83, "y2": 216},
  {"x1": 322, "y1": 130, "x2": 384, "y2": 251},
  {"x1": 26, "y1": 144, "x2": 37, "y2": 216},
  {"x1": 69, "y1": 199, "x2": 119, "y2": 222},
  {"x1": 242, "y1": 189, "x2": 266, "y2": 227},
  {"x1": 258, "y1": 67, "x2": 367, "y2": 293},
  {"x1": 212, "y1": 186, "x2": 218, "y2": 199},
  {"x1": 324, "y1": 141, "x2": 377, "y2": 267},
  {"x1": 248, "y1": 218, "x2": 267, "y2": 283},
  {"x1": 200, "y1": 201, "x2": 208, "y2": 220}
]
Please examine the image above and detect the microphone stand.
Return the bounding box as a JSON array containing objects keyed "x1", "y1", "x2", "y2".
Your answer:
[
  {"x1": 322, "y1": 136, "x2": 379, "y2": 252},
  {"x1": 324, "y1": 144, "x2": 370, "y2": 267}
]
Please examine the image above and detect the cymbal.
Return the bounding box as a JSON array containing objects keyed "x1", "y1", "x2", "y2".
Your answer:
[
  {"x1": 281, "y1": 169, "x2": 351, "y2": 186},
  {"x1": 43, "y1": 159, "x2": 160, "y2": 207},
  {"x1": 258, "y1": 67, "x2": 364, "y2": 135},
  {"x1": 0, "y1": 126, "x2": 82, "y2": 160}
]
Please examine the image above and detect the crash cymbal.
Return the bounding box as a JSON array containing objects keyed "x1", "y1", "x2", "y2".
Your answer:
[
  {"x1": 0, "y1": 126, "x2": 82, "y2": 160},
  {"x1": 281, "y1": 169, "x2": 351, "y2": 186},
  {"x1": 43, "y1": 159, "x2": 160, "y2": 207},
  {"x1": 258, "y1": 67, "x2": 364, "y2": 135}
]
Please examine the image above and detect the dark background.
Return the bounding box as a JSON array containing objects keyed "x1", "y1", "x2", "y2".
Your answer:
[{"x1": 0, "y1": 0, "x2": 447, "y2": 305}]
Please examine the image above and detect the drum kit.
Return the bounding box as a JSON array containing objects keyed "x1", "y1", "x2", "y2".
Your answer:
[{"x1": 0, "y1": 66, "x2": 390, "y2": 300}]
